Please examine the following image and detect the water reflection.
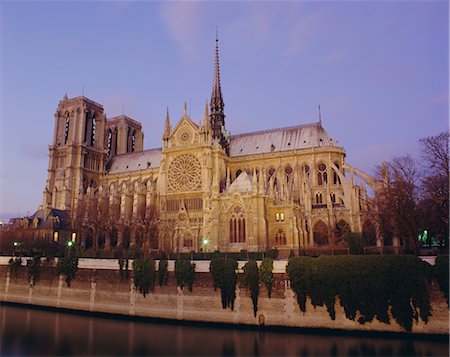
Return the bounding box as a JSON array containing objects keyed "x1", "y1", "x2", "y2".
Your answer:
[{"x1": 0, "y1": 304, "x2": 448, "y2": 356}]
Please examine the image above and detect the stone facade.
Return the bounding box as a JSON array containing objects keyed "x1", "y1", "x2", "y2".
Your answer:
[{"x1": 39, "y1": 39, "x2": 379, "y2": 254}]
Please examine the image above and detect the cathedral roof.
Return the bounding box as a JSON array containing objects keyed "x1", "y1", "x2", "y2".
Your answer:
[
  {"x1": 229, "y1": 122, "x2": 340, "y2": 157},
  {"x1": 106, "y1": 122, "x2": 340, "y2": 175},
  {"x1": 107, "y1": 148, "x2": 162, "y2": 174}
]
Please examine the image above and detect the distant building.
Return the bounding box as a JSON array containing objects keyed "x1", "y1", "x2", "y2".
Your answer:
[{"x1": 37, "y1": 36, "x2": 380, "y2": 253}]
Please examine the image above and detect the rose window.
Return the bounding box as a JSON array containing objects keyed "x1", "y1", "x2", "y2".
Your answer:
[{"x1": 168, "y1": 154, "x2": 202, "y2": 192}]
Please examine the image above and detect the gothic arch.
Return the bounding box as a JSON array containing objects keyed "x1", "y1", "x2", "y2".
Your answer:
[
  {"x1": 123, "y1": 226, "x2": 131, "y2": 249},
  {"x1": 274, "y1": 228, "x2": 286, "y2": 246},
  {"x1": 313, "y1": 220, "x2": 329, "y2": 246},
  {"x1": 334, "y1": 219, "x2": 351, "y2": 245}
]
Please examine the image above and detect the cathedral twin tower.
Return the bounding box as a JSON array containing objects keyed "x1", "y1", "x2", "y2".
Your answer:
[{"x1": 41, "y1": 35, "x2": 378, "y2": 253}]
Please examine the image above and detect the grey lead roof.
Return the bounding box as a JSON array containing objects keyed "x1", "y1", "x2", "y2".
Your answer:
[
  {"x1": 229, "y1": 122, "x2": 340, "y2": 157},
  {"x1": 107, "y1": 122, "x2": 340, "y2": 175},
  {"x1": 107, "y1": 148, "x2": 162, "y2": 174}
]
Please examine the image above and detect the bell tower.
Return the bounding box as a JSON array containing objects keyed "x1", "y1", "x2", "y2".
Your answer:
[{"x1": 42, "y1": 95, "x2": 106, "y2": 215}]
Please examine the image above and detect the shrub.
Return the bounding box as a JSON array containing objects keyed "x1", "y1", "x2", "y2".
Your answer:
[
  {"x1": 210, "y1": 258, "x2": 238, "y2": 310},
  {"x1": 175, "y1": 259, "x2": 195, "y2": 292},
  {"x1": 158, "y1": 258, "x2": 169, "y2": 286},
  {"x1": 56, "y1": 256, "x2": 78, "y2": 287},
  {"x1": 260, "y1": 257, "x2": 274, "y2": 298},
  {"x1": 286, "y1": 255, "x2": 431, "y2": 332},
  {"x1": 344, "y1": 232, "x2": 364, "y2": 255},
  {"x1": 243, "y1": 260, "x2": 259, "y2": 317},
  {"x1": 435, "y1": 255, "x2": 449, "y2": 305},
  {"x1": 132, "y1": 257, "x2": 156, "y2": 297},
  {"x1": 8, "y1": 258, "x2": 22, "y2": 277},
  {"x1": 27, "y1": 255, "x2": 41, "y2": 285}
]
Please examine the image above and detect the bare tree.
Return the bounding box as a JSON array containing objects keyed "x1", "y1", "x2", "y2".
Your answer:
[
  {"x1": 375, "y1": 155, "x2": 419, "y2": 253},
  {"x1": 417, "y1": 132, "x2": 449, "y2": 247}
]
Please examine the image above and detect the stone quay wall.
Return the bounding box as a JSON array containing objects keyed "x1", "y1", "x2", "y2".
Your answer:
[{"x1": 0, "y1": 258, "x2": 448, "y2": 335}]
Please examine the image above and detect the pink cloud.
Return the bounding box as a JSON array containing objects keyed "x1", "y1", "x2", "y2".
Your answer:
[{"x1": 159, "y1": 2, "x2": 204, "y2": 61}]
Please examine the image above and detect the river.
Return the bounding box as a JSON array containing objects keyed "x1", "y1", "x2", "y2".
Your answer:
[{"x1": 0, "y1": 304, "x2": 448, "y2": 356}]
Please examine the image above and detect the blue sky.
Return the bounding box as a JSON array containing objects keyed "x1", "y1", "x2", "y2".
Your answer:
[{"x1": 0, "y1": 1, "x2": 448, "y2": 218}]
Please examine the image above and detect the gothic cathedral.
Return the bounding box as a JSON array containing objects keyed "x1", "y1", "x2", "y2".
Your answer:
[{"x1": 40, "y1": 37, "x2": 378, "y2": 254}]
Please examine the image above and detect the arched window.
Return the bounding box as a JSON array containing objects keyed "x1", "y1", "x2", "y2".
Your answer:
[
  {"x1": 64, "y1": 114, "x2": 70, "y2": 144},
  {"x1": 285, "y1": 165, "x2": 293, "y2": 184},
  {"x1": 333, "y1": 163, "x2": 341, "y2": 185},
  {"x1": 230, "y1": 205, "x2": 246, "y2": 243},
  {"x1": 84, "y1": 112, "x2": 90, "y2": 143},
  {"x1": 268, "y1": 168, "x2": 276, "y2": 181},
  {"x1": 302, "y1": 164, "x2": 310, "y2": 176},
  {"x1": 110, "y1": 228, "x2": 118, "y2": 247},
  {"x1": 317, "y1": 163, "x2": 327, "y2": 186},
  {"x1": 90, "y1": 115, "x2": 96, "y2": 146},
  {"x1": 183, "y1": 234, "x2": 193, "y2": 248},
  {"x1": 313, "y1": 220, "x2": 329, "y2": 246},
  {"x1": 275, "y1": 228, "x2": 286, "y2": 245},
  {"x1": 315, "y1": 192, "x2": 323, "y2": 204},
  {"x1": 107, "y1": 129, "x2": 113, "y2": 158},
  {"x1": 127, "y1": 127, "x2": 132, "y2": 152},
  {"x1": 330, "y1": 193, "x2": 336, "y2": 203},
  {"x1": 123, "y1": 227, "x2": 131, "y2": 249},
  {"x1": 235, "y1": 169, "x2": 242, "y2": 179},
  {"x1": 113, "y1": 128, "x2": 118, "y2": 155},
  {"x1": 131, "y1": 130, "x2": 136, "y2": 152}
]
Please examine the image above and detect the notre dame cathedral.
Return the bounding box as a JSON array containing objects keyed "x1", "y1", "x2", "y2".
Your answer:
[{"x1": 37, "y1": 37, "x2": 380, "y2": 254}]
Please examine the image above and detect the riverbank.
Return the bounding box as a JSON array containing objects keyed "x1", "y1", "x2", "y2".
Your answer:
[{"x1": 0, "y1": 258, "x2": 448, "y2": 335}]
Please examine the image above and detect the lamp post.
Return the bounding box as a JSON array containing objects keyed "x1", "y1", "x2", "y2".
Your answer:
[
  {"x1": 67, "y1": 240, "x2": 74, "y2": 257},
  {"x1": 13, "y1": 241, "x2": 20, "y2": 257}
]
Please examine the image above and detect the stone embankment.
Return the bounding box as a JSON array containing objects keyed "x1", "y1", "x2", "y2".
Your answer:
[{"x1": 0, "y1": 258, "x2": 448, "y2": 335}]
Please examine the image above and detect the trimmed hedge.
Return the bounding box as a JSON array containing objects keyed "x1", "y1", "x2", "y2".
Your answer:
[
  {"x1": 132, "y1": 257, "x2": 156, "y2": 297},
  {"x1": 56, "y1": 256, "x2": 79, "y2": 287},
  {"x1": 175, "y1": 260, "x2": 195, "y2": 292},
  {"x1": 435, "y1": 255, "x2": 449, "y2": 305},
  {"x1": 260, "y1": 257, "x2": 274, "y2": 298},
  {"x1": 243, "y1": 260, "x2": 259, "y2": 317},
  {"x1": 210, "y1": 258, "x2": 238, "y2": 310},
  {"x1": 287, "y1": 255, "x2": 432, "y2": 332}
]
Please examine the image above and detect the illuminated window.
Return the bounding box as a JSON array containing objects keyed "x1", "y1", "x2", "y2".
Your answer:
[
  {"x1": 71, "y1": 232, "x2": 76, "y2": 242},
  {"x1": 275, "y1": 212, "x2": 285, "y2": 222},
  {"x1": 53, "y1": 231, "x2": 59, "y2": 242}
]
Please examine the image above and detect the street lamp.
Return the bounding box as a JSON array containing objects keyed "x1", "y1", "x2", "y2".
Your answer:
[
  {"x1": 13, "y1": 241, "x2": 20, "y2": 257},
  {"x1": 67, "y1": 240, "x2": 74, "y2": 257}
]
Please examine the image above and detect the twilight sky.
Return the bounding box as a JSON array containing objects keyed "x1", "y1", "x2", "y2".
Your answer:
[{"x1": 0, "y1": 1, "x2": 448, "y2": 219}]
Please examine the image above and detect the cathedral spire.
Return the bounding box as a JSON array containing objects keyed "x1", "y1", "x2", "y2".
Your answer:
[
  {"x1": 210, "y1": 28, "x2": 224, "y2": 115},
  {"x1": 204, "y1": 100, "x2": 211, "y2": 131},
  {"x1": 209, "y1": 29, "x2": 229, "y2": 155},
  {"x1": 163, "y1": 107, "x2": 171, "y2": 140}
]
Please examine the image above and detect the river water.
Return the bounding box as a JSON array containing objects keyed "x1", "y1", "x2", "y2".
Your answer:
[{"x1": 1, "y1": 304, "x2": 448, "y2": 356}]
